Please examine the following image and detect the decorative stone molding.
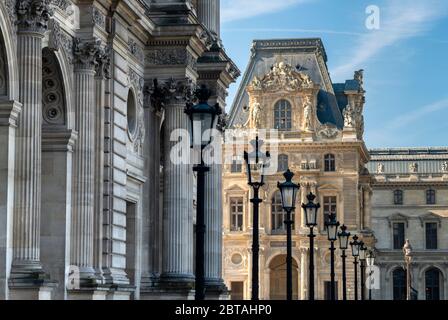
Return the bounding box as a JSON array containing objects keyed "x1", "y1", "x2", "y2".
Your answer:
[
  {"x1": 128, "y1": 38, "x2": 144, "y2": 62},
  {"x1": 146, "y1": 77, "x2": 195, "y2": 111},
  {"x1": 128, "y1": 68, "x2": 145, "y2": 154},
  {"x1": 16, "y1": 0, "x2": 54, "y2": 34},
  {"x1": 317, "y1": 123, "x2": 340, "y2": 140},
  {"x1": 0, "y1": 37, "x2": 6, "y2": 96},
  {"x1": 94, "y1": 44, "x2": 111, "y2": 79},
  {"x1": 92, "y1": 6, "x2": 105, "y2": 29},
  {"x1": 0, "y1": 100, "x2": 22, "y2": 127},
  {"x1": 146, "y1": 48, "x2": 196, "y2": 70},
  {"x1": 5, "y1": 0, "x2": 18, "y2": 33},
  {"x1": 42, "y1": 48, "x2": 66, "y2": 126},
  {"x1": 247, "y1": 61, "x2": 315, "y2": 93}
]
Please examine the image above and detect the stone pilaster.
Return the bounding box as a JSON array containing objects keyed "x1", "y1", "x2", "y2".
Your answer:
[
  {"x1": 300, "y1": 248, "x2": 308, "y2": 300},
  {"x1": 9, "y1": 0, "x2": 54, "y2": 298},
  {"x1": 197, "y1": 0, "x2": 220, "y2": 37},
  {"x1": 159, "y1": 78, "x2": 195, "y2": 297},
  {"x1": 92, "y1": 46, "x2": 110, "y2": 284},
  {"x1": 70, "y1": 38, "x2": 103, "y2": 288},
  {"x1": 0, "y1": 101, "x2": 22, "y2": 300}
]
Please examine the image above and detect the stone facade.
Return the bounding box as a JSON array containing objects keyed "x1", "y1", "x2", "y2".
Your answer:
[
  {"x1": 368, "y1": 148, "x2": 448, "y2": 300},
  {"x1": 222, "y1": 39, "x2": 374, "y2": 300},
  {"x1": 0, "y1": 0, "x2": 238, "y2": 300}
]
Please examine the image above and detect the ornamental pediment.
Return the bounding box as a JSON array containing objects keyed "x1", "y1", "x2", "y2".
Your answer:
[{"x1": 247, "y1": 61, "x2": 316, "y2": 92}]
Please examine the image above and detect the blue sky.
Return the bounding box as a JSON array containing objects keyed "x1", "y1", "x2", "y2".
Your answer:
[{"x1": 220, "y1": 0, "x2": 448, "y2": 148}]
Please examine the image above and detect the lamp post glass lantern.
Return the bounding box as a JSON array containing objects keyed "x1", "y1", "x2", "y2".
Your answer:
[
  {"x1": 338, "y1": 225, "x2": 350, "y2": 300},
  {"x1": 350, "y1": 235, "x2": 361, "y2": 301},
  {"x1": 244, "y1": 136, "x2": 270, "y2": 301},
  {"x1": 359, "y1": 242, "x2": 367, "y2": 301},
  {"x1": 367, "y1": 249, "x2": 376, "y2": 300},
  {"x1": 325, "y1": 213, "x2": 339, "y2": 300},
  {"x1": 277, "y1": 169, "x2": 300, "y2": 301},
  {"x1": 302, "y1": 192, "x2": 320, "y2": 300},
  {"x1": 184, "y1": 85, "x2": 221, "y2": 301}
]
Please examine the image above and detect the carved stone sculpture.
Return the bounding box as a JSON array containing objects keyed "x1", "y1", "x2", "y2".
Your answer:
[
  {"x1": 303, "y1": 95, "x2": 313, "y2": 131},
  {"x1": 343, "y1": 104, "x2": 355, "y2": 128}
]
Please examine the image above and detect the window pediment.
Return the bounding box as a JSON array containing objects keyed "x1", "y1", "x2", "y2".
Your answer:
[{"x1": 387, "y1": 213, "x2": 409, "y2": 227}]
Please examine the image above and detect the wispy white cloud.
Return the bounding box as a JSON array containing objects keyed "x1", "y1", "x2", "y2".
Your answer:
[
  {"x1": 221, "y1": 0, "x2": 309, "y2": 23},
  {"x1": 223, "y1": 27, "x2": 363, "y2": 36},
  {"x1": 331, "y1": 0, "x2": 448, "y2": 80},
  {"x1": 367, "y1": 97, "x2": 448, "y2": 146}
]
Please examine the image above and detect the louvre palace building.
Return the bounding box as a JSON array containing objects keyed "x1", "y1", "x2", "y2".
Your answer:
[
  {"x1": 222, "y1": 39, "x2": 448, "y2": 300},
  {"x1": 0, "y1": 1, "x2": 447, "y2": 301}
]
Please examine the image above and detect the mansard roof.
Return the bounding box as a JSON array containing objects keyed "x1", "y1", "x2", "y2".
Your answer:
[{"x1": 229, "y1": 38, "x2": 357, "y2": 129}]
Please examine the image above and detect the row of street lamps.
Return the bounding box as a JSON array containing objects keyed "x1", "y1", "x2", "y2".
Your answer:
[
  {"x1": 183, "y1": 90, "x2": 376, "y2": 301},
  {"x1": 244, "y1": 135, "x2": 376, "y2": 301}
]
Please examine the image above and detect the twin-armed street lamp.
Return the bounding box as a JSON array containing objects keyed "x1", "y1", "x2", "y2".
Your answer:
[
  {"x1": 244, "y1": 136, "x2": 270, "y2": 300},
  {"x1": 185, "y1": 85, "x2": 221, "y2": 300},
  {"x1": 325, "y1": 213, "x2": 340, "y2": 300},
  {"x1": 337, "y1": 225, "x2": 350, "y2": 300},
  {"x1": 277, "y1": 170, "x2": 300, "y2": 301}
]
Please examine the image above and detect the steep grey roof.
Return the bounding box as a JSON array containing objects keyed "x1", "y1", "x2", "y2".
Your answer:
[
  {"x1": 367, "y1": 147, "x2": 448, "y2": 174},
  {"x1": 229, "y1": 38, "x2": 345, "y2": 128}
]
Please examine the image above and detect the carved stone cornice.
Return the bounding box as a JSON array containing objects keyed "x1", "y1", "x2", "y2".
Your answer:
[
  {"x1": 146, "y1": 48, "x2": 197, "y2": 70},
  {"x1": 16, "y1": 0, "x2": 54, "y2": 34},
  {"x1": 73, "y1": 38, "x2": 103, "y2": 72}
]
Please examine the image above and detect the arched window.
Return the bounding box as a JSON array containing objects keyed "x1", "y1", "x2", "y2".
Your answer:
[
  {"x1": 425, "y1": 268, "x2": 441, "y2": 300},
  {"x1": 426, "y1": 189, "x2": 436, "y2": 205},
  {"x1": 392, "y1": 268, "x2": 406, "y2": 300},
  {"x1": 271, "y1": 191, "x2": 294, "y2": 233},
  {"x1": 394, "y1": 190, "x2": 403, "y2": 205},
  {"x1": 274, "y1": 100, "x2": 292, "y2": 131},
  {"x1": 277, "y1": 154, "x2": 289, "y2": 172},
  {"x1": 324, "y1": 154, "x2": 336, "y2": 172}
]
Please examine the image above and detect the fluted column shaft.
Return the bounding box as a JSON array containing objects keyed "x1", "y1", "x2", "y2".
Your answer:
[
  {"x1": 204, "y1": 159, "x2": 224, "y2": 287},
  {"x1": 12, "y1": 32, "x2": 44, "y2": 269},
  {"x1": 197, "y1": 0, "x2": 220, "y2": 36},
  {"x1": 71, "y1": 68, "x2": 95, "y2": 270},
  {"x1": 161, "y1": 95, "x2": 194, "y2": 282}
]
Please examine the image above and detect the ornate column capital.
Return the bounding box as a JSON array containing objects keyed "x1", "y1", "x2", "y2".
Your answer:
[
  {"x1": 16, "y1": 0, "x2": 53, "y2": 34},
  {"x1": 145, "y1": 77, "x2": 195, "y2": 114},
  {"x1": 73, "y1": 38, "x2": 104, "y2": 72},
  {"x1": 94, "y1": 45, "x2": 111, "y2": 79}
]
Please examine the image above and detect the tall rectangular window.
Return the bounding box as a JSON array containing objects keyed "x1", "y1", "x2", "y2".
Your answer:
[
  {"x1": 323, "y1": 196, "x2": 337, "y2": 226},
  {"x1": 230, "y1": 198, "x2": 244, "y2": 231},
  {"x1": 426, "y1": 189, "x2": 436, "y2": 205},
  {"x1": 426, "y1": 222, "x2": 438, "y2": 249},
  {"x1": 394, "y1": 190, "x2": 403, "y2": 205},
  {"x1": 393, "y1": 222, "x2": 405, "y2": 250},
  {"x1": 231, "y1": 159, "x2": 242, "y2": 173}
]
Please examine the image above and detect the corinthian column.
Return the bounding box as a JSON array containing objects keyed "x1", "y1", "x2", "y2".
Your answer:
[
  {"x1": 10, "y1": 1, "x2": 53, "y2": 297},
  {"x1": 160, "y1": 78, "x2": 195, "y2": 295},
  {"x1": 70, "y1": 38, "x2": 103, "y2": 286}
]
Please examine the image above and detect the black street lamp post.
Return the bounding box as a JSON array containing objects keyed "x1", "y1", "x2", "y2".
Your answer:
[
  {"x1": 325, "y1": 213, "x2": 340, "y2": 300},
  {"x1": 302, "y1": 192, "x2": 320, "y2": 300},
  {"x1": 185, "y1": 85, "x2": 221, "y2": 301},
  {"x1": 366, "y1": 249, "x2": 376, "y2": 300},
  {"x1": 359, "y1": 243, "x2": 367, "y2": 301},
  {"x1": 244, "y1": 136, "x2": 270, "y2": 301},
  {"x1": 337, "y1": 225, "x2": 350, "y2": 301},
  {"x1": 350, "y1": 235, "x2": 362, "y2": 301},
  {"x1": 277, "y1": 169, "x2": 300, "y2": 301}
]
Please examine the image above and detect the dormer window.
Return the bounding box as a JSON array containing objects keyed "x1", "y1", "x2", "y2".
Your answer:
[
  {"x1": 324, "y1": 154, "x2": 336, "y2": 172},
  {"x1": 274, "y1": 100, "x2": 292, "y2": 131}
]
